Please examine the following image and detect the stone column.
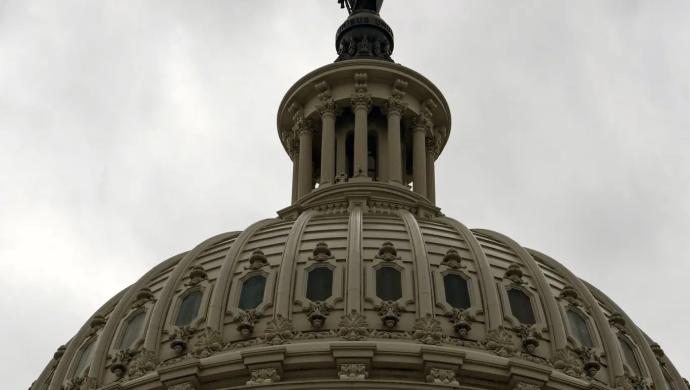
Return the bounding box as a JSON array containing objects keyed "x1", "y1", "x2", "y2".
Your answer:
[
  {"x1": 318, "y1": 104, "x2": 336, "y2": 186},
  {"x1": 291, "y1": 153, "x2": 299, "y2": 203},
  {"x1": 385, "y1": 80, "x2": 408, "y2": 185},
  {"x1": 297, "y1": 124, "x2": 313, "y2": 198},
  {"x1": 412, "y1": 119, "x2": 428, "y2": 198},
  {"x1": 377, "y1": 127, "x2": 388, "y2": 182},
  {"x1": 336, "y1": 129, "x2": 347, "y2": 179},
  {"x1": 426, "y1": 140, "x2": 436, "y2": 203},
  {"x1": 351, "y1": 73, "x2": 371, "y2": 180}
]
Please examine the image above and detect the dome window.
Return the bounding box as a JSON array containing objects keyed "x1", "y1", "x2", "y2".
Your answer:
[
  {"x1": 175, "y1": 290, "x2": 202, "y2": 327},
  {"x1": 306, "y1": 267, "x2": 333, "y2": 301},
  {"x1": 443, "y1": 274, "x2": 471, "y2": 309},
  {"x1": 618, "y1": 335, "x2": 643, "y2": 376},
  {"x1": 507, "y1": 288, "x2": 536, "y2": 325},
  {"x1": 238, "y1": 275, "x2": 267, "y2": 310},
  {"x1": 376, "y1": 266, "x2": 402, "y2": 301},
  {"x1": 73, "y1": 339, "x2": 96, "y2": 378},
  {"x1": 566, "y1": 309, "x2": 593, "y2": 348},
  {"x1": 119, "y1": 311, "x2": 145, "y2": 350}
]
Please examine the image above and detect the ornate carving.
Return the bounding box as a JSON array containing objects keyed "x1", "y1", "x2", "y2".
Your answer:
[
  {"x1": 168, "y1": 326, "x2": 195, "y2": 355},
  {"x1": 514, "y1": 383, "x2": 542, "y2": 390},
  {"x1": 351, "y1": 73, "x2": 372, "y2": 111},
  {"x1": 127, "y1": 348, "x2": 157, "y2": 379},
  {"x1": 375, "y1": 241, "x2": 401, "y2": 261},
  {"x1": 575, "y1": 346, "x2": 602, "y2": 377},
  {"x1": 377, "y1": 300, "x2": 402, "y2": 329},
  {"x1": 615, "y1": 375, "x2": 653, "y2": 390},
  {"x1": 441, "y1": 249, "x2": 465, "y2": 269},
  {"x1": 426, "y1": 368, "x2": 459, "y2": 386},
  {"x1": 682, "y1": 378, "x2": 689, "y2": 390},
  {"x1": 482, "y1": 327, "x2": 517, "y2": 357},
  {"x1": 131, "y1": 287, "x2": 155, "y2": 309},
  {"x1": 288, "y1": 102, "x2": 314, "y2": 137},
  {"x1": 504, "y1": 263, "x2": 526, "y2": 284},
  {"x1": 650, "y1": 343, "x2": 666, "y2": 366},
  {"x1": 315, "y1": 81, "x2": 336, "y2": 116},
  {"x1": 192, "y1": 327, "x2": 223, "y2": 358},
  {"x1": 559, "y1": 286, "x2": 583, "y2": 307},
  {"x1": 168, "y1": 383, "x2": 195, "y2": 390},
  {"x1": 309, "y1": 242, "x2": 334, "y2": 262},
  {"x1": 551, "y1": 348, "x2": 584, "y2": 378},
  {"x1": 338, "y1": 363, "x2": 368, "y2": 380},
  {"x1": 609, "y1": 313, "x2": 627, "y2": 333},
  {"x1": 413, "y1": 314, "x2": 444, "y2": 345},
  {"x1": 109, "y1": 349, "x2": 135, "y2": 378},
  {"x1": 236, "y1": 310, "x2": 258, "y2": 338},
  {"x1": 53, "y1": 345, "x2": 67, "y2": 361},
  {"x1": 306, "y1": 301, "x2": 331, "y2": 329},
  {"x1": 89, "y1": 314, "x2": 106, "y2": 334},
  {"x1": 515, "y1": 324, "x2": 541, "y2": 355},
  {"x1": 385, "y1": 79, "x2": 408, "y2": 115},
  {"x1": 338, "y1": 310, "x2": 369, "y2": 341},
  {"x1": 246, "y1": 249, "x2": 269, "y2": 270},
  {"x1": 185, "y1": 265, "x2": 208, "y2": 286},
  {"x1": 263, "y1": 314, "x2": 294, "y2": 345},
  {"x1": 247, "y1": 368, "x2": 280, "y2": 386},
  {"x1": 61, "y1": 377, "x2": 97, "y2": 390},
  {"x1": 447, "y1": 308, "x2": 473, "y2": 338}
]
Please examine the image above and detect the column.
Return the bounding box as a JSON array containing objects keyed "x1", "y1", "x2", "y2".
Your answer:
[
  {"x1": 426, "y1": 146, "x2": 436, "y2": 203},
  {"x1": 291, "y1": 154, "x2": 299, "y2": 203},
  {"x1": 319, "y1": 104, "x2": 336, "y2": 186},
  {"x1": 298, "y1": 125, "x2": 313, "y2": 198},
  {"x1": 412, "y1": 121, "x2": 428, "y2": 198},
  {"x1": 386, "y1": 104, "x2": 403, "y2": 184},
  {"x1": 377, "y1": 127, "x2": 388, "y2": 182},
  {"x1": 352, "y1": 100, "x2": 369, "y2": 179}
]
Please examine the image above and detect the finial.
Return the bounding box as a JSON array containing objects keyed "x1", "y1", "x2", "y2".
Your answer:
[{"x1": 338, "y1": 0, "x2": 384, "y2": 15}]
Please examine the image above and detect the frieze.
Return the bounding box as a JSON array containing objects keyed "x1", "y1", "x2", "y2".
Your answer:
[
  {"x1": 514, "y1": 383, "x2": 542, "y2": 390},
  {"x1": 247, "y1": 368, "x2": 280, "y2": 386},
  {"x1": 168, "y1": 383, "x2": 195, "y2": 390},
  {"x1": 426, "y1": 368, "x2": 459, "y2": 387},
  {"x1": 338, "y1": 363, "x2": 368, "y2": 380}
]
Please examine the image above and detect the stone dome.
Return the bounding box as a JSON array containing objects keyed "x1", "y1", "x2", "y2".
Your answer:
[{"x1": 33, "y1": 3, "x2": 687, "y2": 390}]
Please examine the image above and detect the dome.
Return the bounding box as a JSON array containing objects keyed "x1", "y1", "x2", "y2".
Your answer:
[{"x1": 33, "y1": 3, "x2": 687, "y2": 390}]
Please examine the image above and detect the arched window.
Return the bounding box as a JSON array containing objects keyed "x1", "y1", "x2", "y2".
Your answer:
[
  {"x1": 618, "y1": 335, "x2": 643, "y2": 376},
  {"x1": 376, "y1": 267, "x2": 402, "y2": 301},
  {"x1": 507, "y1": 288, "x2": 536, "y2": 325},
  {"x1": 443, "y1": 274, "x2": 470, "y2": 309},
  {"x1": 567, "y1": 309, "x2": 593, "y2": 347},
  {"x1": 175, "y1": 290, "x2": 202, "y2": 327},
  {"x1": 119, "y1": 311, "x2": 146, "y2": 349},
  {"x1": 74, "y1": 340, "x2": 95, "y2": 378},
  {"x1": 306, "y1": 267, "x2": 333, "y2": 301},
  {"x1": 238, "y1": 275, "x2": 266, "y2": 310}
]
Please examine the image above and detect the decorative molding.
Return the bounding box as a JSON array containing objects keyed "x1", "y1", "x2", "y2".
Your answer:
[
  {"x1": 61, "y1": 376, "x2": 97, "y2": 390},
  {"x1": 338, "y1": 310, "x2": 369, "y2": 341},
  {"x1": 385, "y1": 79, "x2": 408, "y2": 115},
  {"x1": 338, "y1": 363, "x2": 368, "y2": 380},
  {"x1": 247, "y1": 368, "x2": 280, "y2": 386},
  {"x1": 504, "y1": 264, "x2": 526, "y2": 285},
  {"x1": 413, "y1": 314, "x2": 444, "y2": 345},
  {"x1": 191, "y1": 327, "x2": 223, "y2": 358},
  {"x1": 127, "y1": 348, "x2": 157, "y2": 379},
  {"x1": 609, "y1": 313, "x2": 628, "y2": 333},
  {"x1": 446, "y1": 308, "x2": 473, "y2": 338},
  {"x1": 426, "y1": 368, "x2": 459, "y2": 387},
  {"x1": 374, "y1": 241, "x2": 401, "y2": 262},
  {"x1": 551, "y1": 348, "x2": 584, "y2": 378},
  {"x1": 109, "y1": 348, "x2": 135, "y2": 378},
  {"x1": 615, "y1": 375, "x2": 653, "y2": 390},
  {"x1": 168, "y1": 383, "x2": 195, "y2": 390},
  {"x1": 575, "y1": 346, "x2": 602, "y2": 377},
  {"x1": 245, "y1": 249, "x2": 270, "y2": 271},
  {"x1": 482, "y1": 327, "x2": 517, "y2": 357},
  {"x1": 315, "y1": 81, "x2": 336, "y2": 116},
  {"x1": 53, "y1": 345, "x2": 67, "y2": 362},
  {"x1": 350, "y1": 73, "x2": 372, "y2": 111},
  {"x1": 131, "y1": 287, "x2": 156, "y2": 309},
  {"x1": 184, "y1": 266, "x2": 208, "y2": 287},
  {"x1": 377, "y1": 300, "x2": 402, "y2": 329},
  {"x1": 514, "y1": 382, "x2": 542, "y2": 390},
  {"x1": 305, "y1": 301, "x2": 331, "y2": 329},
  {"x1": 236, "y1": 310, "x2": 259, "y2": 338},
  {"x1": 168, "y1": 326, "x2": 196, "y2": 355},
  {"x1": 441, "y1": 249, "x2": 465, "y2": 269},
  {"x1": 309, "y1": 242, "x2": 334, "y2": 262},
  {"x1": 559, "y1": 286, "x2": 583, "y2": 307},
  {"x1": 89, "y1": 314, "x2": 106, "y2": 335},
  {"x1": 650, "y1": 343, "x2": 666, "y2": 366},
  {"x1": 263, "y1": 314, "x2": 295, "y2": 345},
  {"x1": 515, "y1": 324, "x2": 541, "y2": 355}
]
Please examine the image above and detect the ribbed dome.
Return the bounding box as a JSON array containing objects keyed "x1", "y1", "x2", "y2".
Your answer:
[
  {"x1": 32, "y1": 187, "x2": 686, "y2": 389},
  {"x1": 32, "y1": 2, "x2": 687, "y2": 390}
]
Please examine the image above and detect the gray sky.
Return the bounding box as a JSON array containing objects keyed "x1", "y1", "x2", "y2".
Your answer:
[{"x1": 1, "y1": 1, "x2": 689, "y2": 388}]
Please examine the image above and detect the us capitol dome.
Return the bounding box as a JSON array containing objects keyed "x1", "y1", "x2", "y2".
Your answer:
[{"x1": 32, "y1": 2, "x2": 687, "y2": 390}]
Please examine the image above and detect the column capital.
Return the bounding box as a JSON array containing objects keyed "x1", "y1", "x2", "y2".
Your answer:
[
  {"x1": 351, "y1": 72, "x2": 372, "y2": 111},
  {"x1": 315, "y1": 80, "x2": 337, "y2": 116}
]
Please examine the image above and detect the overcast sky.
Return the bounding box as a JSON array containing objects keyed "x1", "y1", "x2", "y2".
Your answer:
[{"x1": 1, "y1": 1, "x2": 689, "y2": 388}]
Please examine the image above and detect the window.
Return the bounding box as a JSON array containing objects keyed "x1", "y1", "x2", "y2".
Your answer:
[
  {"x1": 175, "y1": 290, "x2": 202, "y2": 327},
  {"x1": 74, "y1": 340, "x2": 95, "y2": 377},
  {"x1": 507, "y1": 288, "x2": 536, "y2": 325},
  {"x1": 376, "y1": 267, "x2": 402, "y2": 301},
  {"x1": 306, "y1": 267, "x2": 333, "y2": 301},
  {"x1": 443, "y1": 274, "x2": 471, "y2": 309},
  {"x1": 619, "y1": 335, "x2": 643, "y2": 376},
  {"x1": 567, "y1": 309, "x2": 593, "y2": 347},
  {"x1": 238, "y1": 275, "x2": 266, "y2": 310},
  {"x1": 119, "y1": 311, "x2": 145, "y2": 349}
]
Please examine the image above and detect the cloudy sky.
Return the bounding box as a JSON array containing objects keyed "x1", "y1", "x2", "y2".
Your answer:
[{"x1": 1, "y1": 0, "x2": 689, "y2": 387}]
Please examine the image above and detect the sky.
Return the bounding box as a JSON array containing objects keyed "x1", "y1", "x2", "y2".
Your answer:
[{"x1": 1, "y1": 1, "x2": 689, "y2": 388}]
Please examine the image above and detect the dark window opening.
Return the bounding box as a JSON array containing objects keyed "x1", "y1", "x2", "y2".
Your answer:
[
  {"x1": 306, "y1": 267, "x2": 333, "y2": 301},
  {"x1": 175, "y1": 290, "x2": 202, "y2": 327},
  {"x1": 567, "y1": 309, "x2": 593, "y2": 347},
  {"x1": 119, "y1": 311, "x2": 145, "y2": 349},
  {"x1": 444, "y1": 274, "x2": 471, "y2": 309},
  {"x1": 507, "y1": 288, "x2": 536, "y2": 325},
  {"x1": 619, "y1": 335, "x2": 643, "y2": 376},
  {"x1": 74, "y1": 340, "x2": 95, "y2": 378},
  {"x1": 376, "y1": 267, "x2": 402, "y2": 301},
  {"x1": 345, "y1": 132, "x2": 354, "y2": 178},
  {"x1": 367, "y1": 132, "x2": 378, "y2": 179},
  {"x1": 238, "y1": 275, "x2": 266, "y2": 310}
]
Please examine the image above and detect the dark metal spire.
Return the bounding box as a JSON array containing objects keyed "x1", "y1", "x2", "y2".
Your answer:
[{"x1": 335, "y1": 0, "x2": 393, "y2": 62}]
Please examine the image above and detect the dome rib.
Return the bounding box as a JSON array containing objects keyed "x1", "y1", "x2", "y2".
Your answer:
[
  {"x1": 584, "y1": 280, "x2": 669, "y2": 390},
  {"x1": 206, "y1": 218, "x2": 280, "y2": 331},
  {"x1": 436, "y1": 217, "x2": 502, "y2": 330},
  {"x1": 526, "y1": 248, "x2": 625, "y2": 383},
  {"x1": 473, "y1": 229, "x2": 569, "y2": 354},
  {"x1": 345, "y1": 204, "x2": 364, "y2": 313},
  {"x1": 399, "y1": 210, "x2": 434, "y2": 317},
  {"x1": 142, "y1": 231, "x2": 240, "y2": 357},
  {"x1": 44, "y1": 289, "x2": 126, "y2": 390},
  {"x1": 274, "y1": 210, "x2": 316, "y2": 318},
  {"x1": 86, "y1": 252, "x2": 189, "y2": 387}
]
